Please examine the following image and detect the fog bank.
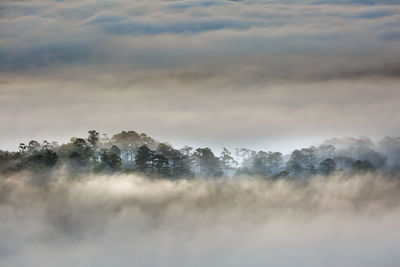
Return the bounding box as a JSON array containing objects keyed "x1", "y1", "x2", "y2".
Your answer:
[{"x1": 1, "y1": 173, "x2": 400, "y2": 266}]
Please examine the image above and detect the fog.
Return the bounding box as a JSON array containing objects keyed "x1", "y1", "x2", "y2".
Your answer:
[{"x1": 1, "y1": 173, "x2": 400, "y2": 266}]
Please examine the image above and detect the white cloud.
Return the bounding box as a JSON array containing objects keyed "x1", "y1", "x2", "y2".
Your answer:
[{"x1": 1, "y1": 173, "x2": 400, "y2": 267}]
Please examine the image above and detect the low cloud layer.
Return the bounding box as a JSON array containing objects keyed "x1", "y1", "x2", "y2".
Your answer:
[{"x1": 1, "y1": 173, "x2": 400, "y2": 266}]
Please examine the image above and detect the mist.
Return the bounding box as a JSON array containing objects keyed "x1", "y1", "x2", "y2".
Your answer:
[{"x1": 1, "y1": 173, "x2": 400, "y2": 267}]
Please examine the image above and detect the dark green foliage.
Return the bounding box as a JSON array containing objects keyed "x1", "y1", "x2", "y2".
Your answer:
[
  {"x1": 135, "y1": 145, "x2": 153, "y2": 172},
  {"x1": 16, "y1": 140, "x2": 59, "y2": 173},
  {"x1": 318, "y1": 158, "x2": 336, "y2": 175},
  {"x1": 287, "y1": 162, "x2": 304, "y2": 176},
  {"x1": 333, "y1": 156, "x2": 356, "y2": 170},
  {"x1": 152, "y1": 153, "x2": 170, "y2": 176},
  {"x1": 171, "y1": 154, "x2": 193, "y2": 177},
  {"x1": 286, "y1": 148, "x2": 317, "y2": 178},
  {"x1": 351, "y1": 160, "x2": 376, "y2": 173},
  {"x1": 57, "y1": 138, "x2": 94, "y2": 172},
  {"x1": 27, "y1": 149, "x2": 58, "y2": 168},
  {"x1": 0, "y1": 150, "x2": 23, "y2": 174},
  {"x1": 274, "y1": 170, "x2": 289, "y2": 179},
  {"x1": 100, "y1": 145, "x2": 122, "y2": 172},
  {"x1": 192, "y1": 148, "x2": 222, "y2": 177},
  {"x1": 111, "y1": 131, "x2": 159, "y2": 169},
  {"x1": 133, "y1": 144, "x2": 192, "y2": 177},
  {"x1": 88, "y1": 130, "x2": 100, "y2": 148},
  {"x1": 235, "y1": 150, "x2": 283, "y2": 178},
  {"x1": 157, "y1": 143, "x2": 193, "y2": 178}
]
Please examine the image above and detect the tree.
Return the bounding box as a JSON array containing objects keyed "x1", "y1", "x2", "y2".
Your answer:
[
  {"x1": 286, "y1": 148, "x2": 317, "y2": 178},
  {"x1": 172, "y1": 153, "x2": 193, "y2": 177},
  {"x1": 111, "y1": 131, "x2": 140, "y2": 164},
  {"x1": 180, "y1": 146, "x2": 193, "y2": 157},
  {"x1": 135, "y1": 145, "x2": 153, "y2": 172},
  {"x1": 88, "y1": 130, "x2": 100, "y2": 148},
  {"x1": 351, "y1": 160, "x2": 375, "y2": 173},
  {"x1": 318, "y1": 158, "x2": 336, "y2": 175},
  {"x1": 265, "y1": 152, "x2": 283, "y2": 177},
  {"x1": 192, "y1": 148, "x2": 222, "y2": 177},
  {"x1": 27, "y1": 140, "x2": 40, "y2": 153},
  {"x1": 26, "y1": 148, "x2": 58, "y2": 170},
  {"x1": 18, "y1": 143, "x2": 27, "y2": 153},
  {"x1": 235, "y1": 148, "x2": 256, "y2": 164},
  {"x1": 220, "y1": 148, "x2": 238, "y2": 175},
  {"x1": 252, "y1": 151, "x2": 268, "y2": 176},
  {"x1": 157, "y1": 143, "x2": 193, "y2": 177},
  {"x1": 247, "y1": 151, "x2": 283, "y2": 177},
  {"x1": 100, "y1": 145, "x2": 122, "y2": 172},
  {"x1": 152, "y1": 153, "x2": 170, "y2": 176},
  {"x1": 0, "y1": 150, "x2": 23, "y2": 174},
  {"x1": 61, "y1": 138, "x2": 94, "y2": 172}
]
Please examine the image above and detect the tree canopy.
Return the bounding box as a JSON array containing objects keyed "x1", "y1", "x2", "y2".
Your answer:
[{"x1": 1, "y1": 131, "x2": 397, "y2": 180}]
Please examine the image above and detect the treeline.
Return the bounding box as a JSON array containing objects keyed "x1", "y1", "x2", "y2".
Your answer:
[{"x1": 1, "y1": 131, "x2": 400, "y2": 179}]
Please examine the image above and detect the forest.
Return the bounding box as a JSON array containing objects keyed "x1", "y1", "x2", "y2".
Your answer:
[{"x1": 1, "y1": 130, "x2": 400, "y2": 180}]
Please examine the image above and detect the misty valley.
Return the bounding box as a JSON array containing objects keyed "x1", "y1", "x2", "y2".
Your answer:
[
  {"x1": 2, "y1": 0, "x2": 400, "y2": 265},
  {"x1": 1, "y1": 131, "x2": 400, "y2": 266}
]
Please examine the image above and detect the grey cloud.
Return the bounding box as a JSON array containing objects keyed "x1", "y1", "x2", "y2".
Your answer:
[
  {"x1": 0, "y1": 0, "x2": 400, "y2": 71},
  {"x1": 168, "y1": 1, "x2": 231, "y2": 9},
  {"x1": 311, "y1": 0, "x2": 400, "y2": 4},
  {"x1": 1, "y1": 173, "x2": 400, "y2": 266},
  {"x1": 0, "y1": 0, "x2": 400, "y2": 151},
  {"x1": 87, "y1": 15, "x2": 258, "y2": 35},
  {"x1": 329, "y1": 8, "x2": 397, "y2": 19},
  {"x1": 307, "y1": 62, "x2": 400, "y2": 80},
  {"x1": 0, "y1": 42, "x2": 93, "y2": 70},
  {"x1": 380, "y1": 31, "x2": 400, "y2": 41}
]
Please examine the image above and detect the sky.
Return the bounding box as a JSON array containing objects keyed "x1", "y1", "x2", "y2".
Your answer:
[{"x1": 1, "y1": 0, "x2": 400, "y2": 153}]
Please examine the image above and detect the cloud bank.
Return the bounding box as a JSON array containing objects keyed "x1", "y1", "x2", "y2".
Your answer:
[
  {"x1": 1, "y1": 173, "x2": 400, "y2": 266},
  {"x1": 1, "y1": 0, "x2": 400, "y2": 151}
]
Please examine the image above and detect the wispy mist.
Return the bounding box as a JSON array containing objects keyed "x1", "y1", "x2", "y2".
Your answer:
[{"x1": 1, "y1": 173, "x2": 400, "y2": 267}]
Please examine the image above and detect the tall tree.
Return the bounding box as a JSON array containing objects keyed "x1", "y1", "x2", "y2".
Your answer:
[
  {"x1": 88, "y1": 130, "x2": 100, "y2": 149},
  {"x1": 152, "y1": 153, "x2": 170, "y2": 177},
  {"x1": 220, "y1": 148, "x2": 238, "y2": 175},
  {"x1": 100, "y1": 145, "x2": 122, "y2": 172},
  {"x1": 135, "y1": 145, "x2": 153, "y2": 172},
  {"x1": 157, "y1": 143, "x2": 193, "y2": 177},
  {"x1": 192, "y1": 148, "x2": 222, "y2": 177}
]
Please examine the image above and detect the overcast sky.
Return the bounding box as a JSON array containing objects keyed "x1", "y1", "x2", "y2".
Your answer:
[{"x1": 1, "y1": 0, "x2": 400, "y2": 152}]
